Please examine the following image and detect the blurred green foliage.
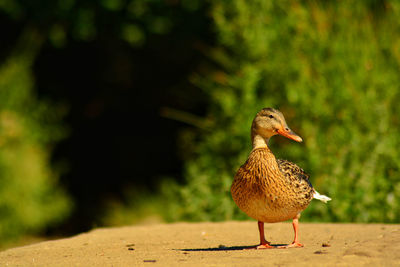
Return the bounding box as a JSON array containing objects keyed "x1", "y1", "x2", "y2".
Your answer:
[
  {"x1": 161, "y1": 0, "x2": 400, "y2": 223},
  {"x1": 0, "y1": 31, "x2": 71, "y2": 244},
  {"x1": 1, "y1": 0, "x2": 400, "y2": 246},
  {"x1": 0, "y1": 0, "x2": 209, "y2": 243}
]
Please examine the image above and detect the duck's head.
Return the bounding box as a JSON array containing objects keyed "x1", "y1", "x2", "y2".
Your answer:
[{"x1": 251, "y1": 108, "x2": 302, "y2": 148}]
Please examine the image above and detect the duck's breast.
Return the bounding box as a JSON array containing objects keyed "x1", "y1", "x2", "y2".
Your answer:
[{"x1": 231, "y1": 149, "x2": 314, "y2": 223}]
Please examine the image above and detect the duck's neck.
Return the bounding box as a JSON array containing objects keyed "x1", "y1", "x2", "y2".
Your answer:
[{"x1": 251, "y1": 134, "x2": 270, "y2": 150}]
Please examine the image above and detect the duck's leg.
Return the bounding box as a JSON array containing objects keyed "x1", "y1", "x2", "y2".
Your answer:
[
  {"x1": 279, "y1": 213, "x2": 304, "y2": 248},
  {"x1": 256, "y1": 221, "x2": 273, "y2": 249}
]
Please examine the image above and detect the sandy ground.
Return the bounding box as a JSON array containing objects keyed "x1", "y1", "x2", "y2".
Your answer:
[{"x1": 0, "y1": 221, "x2": 399, "y2": 266}]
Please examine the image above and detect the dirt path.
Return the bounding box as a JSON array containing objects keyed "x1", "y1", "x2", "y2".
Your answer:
[{"x1": 1, "y1": 221, "x2": 399, "y2": 266}]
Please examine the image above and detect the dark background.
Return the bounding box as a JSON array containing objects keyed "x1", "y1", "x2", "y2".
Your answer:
[
  {"x1": 2, "y1": 1, "x2": 399, "y2": 246},
  {"x1": 1, "y1": 1, "x2": 212, "y2": 233}
]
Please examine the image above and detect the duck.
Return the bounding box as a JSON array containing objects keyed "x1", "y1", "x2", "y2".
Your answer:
[{"x1": 231, "y1": 107, "x2": 331, "y2": 249}]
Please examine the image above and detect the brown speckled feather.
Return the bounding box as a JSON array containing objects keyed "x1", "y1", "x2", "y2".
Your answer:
[
  {"x1": 276, "y1": 159, "x2": 314, "y2": 201},
  {"x1": 231, "y1": 148, "x2": 314, "y2": 223}
]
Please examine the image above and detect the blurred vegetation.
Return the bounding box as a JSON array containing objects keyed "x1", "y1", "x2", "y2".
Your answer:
[
  {"x1": 0, "y1": 0, "x2": 210, "y2": 245},
  {"x1": 0, "y1": 30, "x2": 71, "y2": 245},
  {"x1": 161, "y1": 0, "x2": 400, "y2": 223},
  {"x1": 1, "y1": 0, "x2": 400, "y2": 247}
]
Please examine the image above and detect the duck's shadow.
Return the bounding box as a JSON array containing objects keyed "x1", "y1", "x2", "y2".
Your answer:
[{"x1": 177, "y1": 244, "x2": 287, "y2": 251}]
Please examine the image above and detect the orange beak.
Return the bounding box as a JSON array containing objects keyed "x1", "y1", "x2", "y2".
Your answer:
[{"x1": 277, "y1": 127, "x2": 303, "y2": 142}]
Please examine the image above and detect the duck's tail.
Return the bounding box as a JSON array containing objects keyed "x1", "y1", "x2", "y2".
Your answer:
[{"x1": 313, "y1": 191, "x2": 331, "y2": 203}]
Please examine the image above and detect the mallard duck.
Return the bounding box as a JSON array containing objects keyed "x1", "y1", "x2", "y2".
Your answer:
[{"x1": 231, "y1": 108, "x2": 331, "y2": 249}]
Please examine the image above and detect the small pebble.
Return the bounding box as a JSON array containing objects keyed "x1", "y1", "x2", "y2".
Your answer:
[
  {"x1": 314, "y1": 250, "x2": 328, "y2": 254},
  {"x1": 322, "y1": 243, "x2": 331, "y2": 247}
]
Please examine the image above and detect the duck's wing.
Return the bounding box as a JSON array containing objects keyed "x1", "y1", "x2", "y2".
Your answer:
[{"x1": 277, "y1": 159, "x2": 314, "y2": 192}]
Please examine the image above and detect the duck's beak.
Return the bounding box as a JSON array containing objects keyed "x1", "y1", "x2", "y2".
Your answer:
[{"x1": 277, "y1": 127, "x2": 303, "y2": 142}]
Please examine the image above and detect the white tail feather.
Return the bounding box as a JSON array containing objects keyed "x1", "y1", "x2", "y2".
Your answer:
[{"x1": 313, "y1": 191, "x2": 331, "y2": 203}]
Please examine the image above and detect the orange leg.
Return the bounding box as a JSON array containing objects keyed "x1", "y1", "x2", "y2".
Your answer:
[
  {"x1": 279, "y1": 214, "x2": 304, "y2": 248},
  {"x1": 255, "y1": 221, "x2": 274, "y2": 249}
]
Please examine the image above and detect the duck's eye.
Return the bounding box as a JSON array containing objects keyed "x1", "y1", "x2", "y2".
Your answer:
[{"x1": 268, "y1": 115, "x2": 274, "y2": 119}]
